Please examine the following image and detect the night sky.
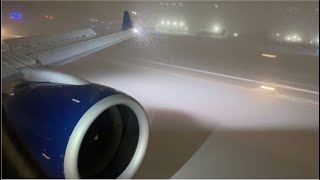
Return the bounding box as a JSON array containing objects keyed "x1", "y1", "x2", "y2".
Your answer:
[{"x1": 2, "y1": 1, "x2": 319, "y2": 40}]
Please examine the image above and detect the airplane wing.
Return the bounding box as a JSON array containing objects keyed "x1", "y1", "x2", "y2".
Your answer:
[{"x1": 2, "y1": 11, "x2": 135, "y2": 84}]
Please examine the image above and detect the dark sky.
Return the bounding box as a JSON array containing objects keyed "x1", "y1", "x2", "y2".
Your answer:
[{"x1": 2, "y1": 1, "x2": 319, "y2": 40}]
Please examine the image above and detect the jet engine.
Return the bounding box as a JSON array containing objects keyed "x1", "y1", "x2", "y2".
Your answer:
[{"x1": 2, "y1": 70, "x2": 149, "y2": 179}]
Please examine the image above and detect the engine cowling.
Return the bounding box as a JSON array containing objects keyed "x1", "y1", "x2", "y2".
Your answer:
[{"x1": 2, "y1": 82, "x2": 149, "y2": 179}]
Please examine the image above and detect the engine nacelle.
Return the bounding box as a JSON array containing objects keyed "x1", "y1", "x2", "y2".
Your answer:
[{"x1": 2, "y1": 81, "x2": 149, "y2": 179}]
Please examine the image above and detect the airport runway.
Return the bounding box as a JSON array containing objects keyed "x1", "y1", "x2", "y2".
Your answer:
[{"x1": 53, "y1": 34, "x2": 319, "y2": 178}]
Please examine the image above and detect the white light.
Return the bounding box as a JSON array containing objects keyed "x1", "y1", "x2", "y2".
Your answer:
[
  {"x1": 276, "y1": 33, "x2": 280, "y2": 36},
  {"x1": 179, "y1": 2, "x2": 183, "y2": 6},
  {"x1": 167, "y1": 21, "x2": 170, "y2": 25},
  {"x1": 72, "y1": 98, "x2": 80, "y2": 103},
  {"x1": 161, "y1": 21, "x2": 164, "y2": 25},
  {"x1": 132, "y1": 11, "x2": 137, "y2": 15},
  {"x1": 213, "y1": 25, "x2": 221, "y2": 33},
  {"x1": 185, "y1": 27, "x2": 188, "y2": 31},
  {"x1": 260, "y1": 85, "x2": 275, "y2": 91},
  {"x1": 310, "y1": 41, "x2": 314, "y2": 44},
  {"x1": 234, "y1": 33, "x2": 238, "y2": 37},
  {"x1": 261, "y1": 53, "x2": 277, "y2": 58},
  {"x1": 214, "y1": 4, "x2": 219, "y2": 8},
  {"x1": 173, "y1": 2, "x2": 176, "y2": 6},
  {"x1": 173, "y1": 22, "x2": 177, "y2": 26},
  {"x1": 133, "y1": 28, "x2": 139, "y2": 33},
  {"x1": 180, "y1": 22, "x2": 184, "y2": 26}
]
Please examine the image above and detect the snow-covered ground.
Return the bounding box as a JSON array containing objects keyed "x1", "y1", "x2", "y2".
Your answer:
[{"x1": 54, "y1": 34, "x2": 319, "y2": 178}]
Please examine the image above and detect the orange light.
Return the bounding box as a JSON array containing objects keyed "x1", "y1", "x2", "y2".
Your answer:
[{"x1": 261, "y1": 53, "x2": 277, "y2": 58}]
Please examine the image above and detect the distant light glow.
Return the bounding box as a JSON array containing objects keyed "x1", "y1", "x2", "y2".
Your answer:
[
  {"x1": 276, "y1": 33, "x2": 280, "y2": 36},
  {"x1": 132, "y1": 11, "x2": 137, "y2": 15},
  {"x1": 173, "y1": 2, "x2": 176, "y2": 6},
  {"x1": 234, "y1": 33, "x2": 238, "y2": 37},
  {"x1": 214, "y1": 4, "x2": 219, "y2": 8},
  {"x1": 167, "y1": 21, "x2": 170, "y2": 25},
  {"x1": 161, "y1": 21, "x2": 164, "y2": 24},
  {"x1": 261, "y1": 54, "x2": 277, "y2": 58},
  {"x1": 285, "y1": 34, "x2": 302, "y2": 43},
  {"x1": 213, "y1": 25, "x2": 221, "y2": 33},
  {"x1": 260, "y1": 85, "x2": 275, "y2": 91},
  {"x1": 173, "y1": 21, "x2": 177, "y2": 26}
]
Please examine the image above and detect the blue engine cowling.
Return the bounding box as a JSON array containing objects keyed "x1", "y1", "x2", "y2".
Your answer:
[{"x1": 2, "y1": 82, "x2": 149, "y2": 179}]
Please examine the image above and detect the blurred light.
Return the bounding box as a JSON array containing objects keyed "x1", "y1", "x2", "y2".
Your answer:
[
  {"x1": 214, "y1": 4, "x2": 219, "y2": 8},
  {"x1": 285, "y1": 34, "x2": 302, "y2": 43},
  {"x1": 167, "y1": 21, "x2": 170, "y2": 25},
  {"x1": 180, "y1": 22, "x2": 184, "y2": 26},
  {"x1": 161, "y1": 21, "x2": 165, "y2": 25},
  {"x1": 132, "y1": 11, "x2": 137, "y2": 15},
  {"x1": 185, "y1": 27, "x2": 188, "y2": 31},
  {"x1": 173, "y1": 21, "x2": 177, "y2": 26},
  {"x1": 179, "y1": 2, "x2": 183, "y2": 6},
  {"x1": 10, "y1": 11, "x2": 22, "y2": 20},
  {"x1": 160, "y1": 2, "x2": 163, "y2": 6},
  {"x1": 260, "y1": 85, "x2": 275, "y2": 91},
  {"x1": 133, "y1": 28, "x2": 139, "y2": 33},
  {"x1": 261, "y1": 54, "x2": 277, "y2": 58},
  {"x1": 234, "y1": 33, "x2": 238, "y2": 37},
  {"x1": 173, "y1": 2, "x2": 176, "y2": 6},
  {"x1": 213, "y1": 25, "x2": 221, "y2": 33},
  {"x1": 276, "y1": 33, "x2": 280, "y2": 36}
]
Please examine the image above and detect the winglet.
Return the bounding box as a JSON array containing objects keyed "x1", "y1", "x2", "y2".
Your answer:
[{"x1": 121, "y1": 11, "x2": 133, "y2": 31}]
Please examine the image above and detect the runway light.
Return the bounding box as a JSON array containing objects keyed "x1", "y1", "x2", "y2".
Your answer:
[
  {"x1": 260, "y1": 85, "x2": 275, "y2": 91},
  {"x1": 261, "y1": 53, "x2": 277, "y2": 58}
]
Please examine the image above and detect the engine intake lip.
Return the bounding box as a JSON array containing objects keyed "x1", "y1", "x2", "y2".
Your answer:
[{"x1": 64, "y1": 94, "x2": 149, "y2": 179}]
